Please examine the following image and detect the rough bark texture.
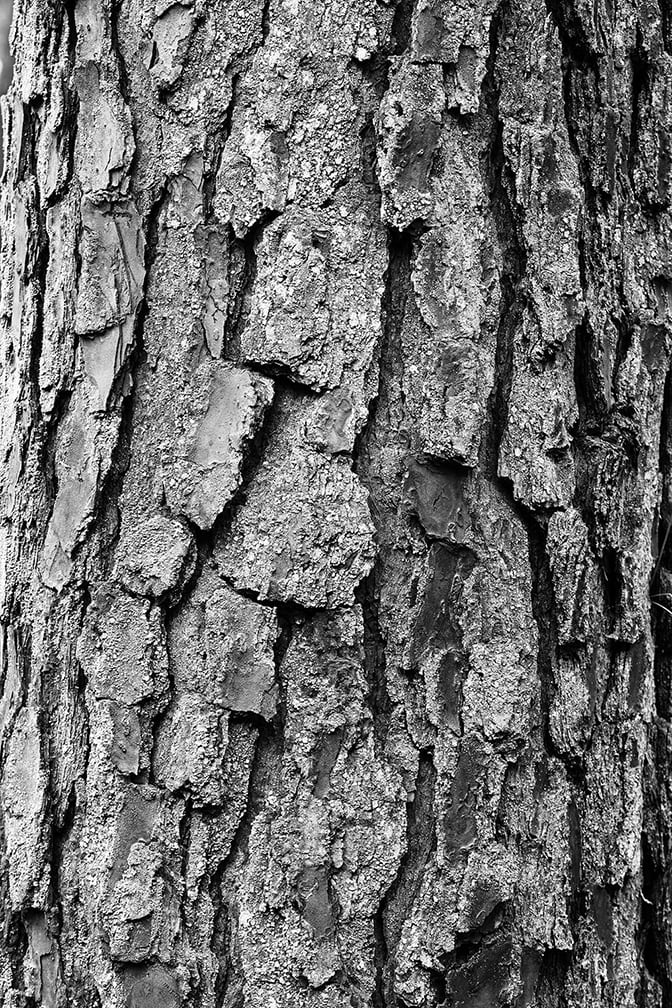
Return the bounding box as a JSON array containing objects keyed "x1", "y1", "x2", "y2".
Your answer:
[{"x1": 1, "y1": 0, "x2": 672, "y2": 1005}]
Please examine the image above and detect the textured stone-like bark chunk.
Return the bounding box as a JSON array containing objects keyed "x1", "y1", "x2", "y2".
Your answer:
[
  {"x1": 304, "y1": 387, "x2": 359, "y2": 454},
  {"x1": 495, "y1": 10, "x2": 582, "y2": 509},
  {"x1": 240, "y1": 187, "x2": 385, "y2": 407},
  {"x1": 461, "y1": 637, "x2": 535, "y2": 746},
  {"x1": 547, "y1": 507, "x2": 599, "y2": 647},
  {"x1": 376, "y1": 62, "x2": 445, "y2": 228},
  {"x1": 215, "y1": 396, "x2": 376, "y2": 607},
  {"x1": 46, "y1": 392, "x2": 101, "y2": 557},
  {"x1": 74, "y1": 198, "x2": 144, "y2": 337},
  {"x1": 548, "y1": 653, "x2": 594, "y2": 758},
  {"x1": 393, "y1": 123, "x2": 501, "y2": 464},
  {"x1": 41, "y1": 385, "x2": 121, "y2": 587},
  {"x1": 499, "y1": 308, "x2": 577, "y2": 508},
  {"x1": 205, "y1": 585, "x2": 278, "y2": 719},
  {"x1": 107, "y1": 702, "x2": 142, "y2": 776},
  {"x1": 145, "y1": 0, "x2": 196, "y2": 90},
  {"x1": 404, "y1": 459, "x2": 472, "y2": 542},
  {"x1": 40, "y1": 194, "x2": 78, "y2": 415},
  {"x1": 75, "y1": 197, "x2": 145, "y2": 405},
  {"x1": 74, "y1": 62, "x2": 134, "y2": 196},
  {"x1": 228, "y1": 607, "x2": 405, "y2": 1001},
  {"x1": 24, "y1": 910, "x2": 64, "y2": 1007},
  {"x1": 114, "y1": 163, "x2": 275, "y2": 532},
  {"x1": 405, "y1": 223, "x2": 499, "y2": 465},
  {"x1": 162, "y1": 363, "x2": 273, "y2": 529},
  {"x1": 99, "y1": 789, "x2": 183, "y2": 966},
  {"x1": 154, "y1": 694, "x2": 229, "y2": 801},
  {"x1": 214, "y1": 35, "x2": 378, "y2": 235},
  {"x1": 153, "y1": 570, "x2": 278, "y2": 805},
  {"x1": 123, "y1": 965, "x2": 180, "y2": 1008},
  {"x1": 198, "y1": 224, "x2": 229, "y2": 359},
  {"x1": 412, "y1": 0, "x2": 498, "y2": 111}
]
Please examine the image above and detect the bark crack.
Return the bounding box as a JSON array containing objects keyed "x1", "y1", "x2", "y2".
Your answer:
[
  {"x1": 480, "y1": 0, "x2": 528, "y2": 479},
  {"x1": 375, "y1": 748, "x2": 437, "y2": 1007}
]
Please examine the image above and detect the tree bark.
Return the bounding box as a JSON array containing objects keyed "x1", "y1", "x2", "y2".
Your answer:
[{"x1": 1, "y1": 0, "x2": 671, "y2": 1005}]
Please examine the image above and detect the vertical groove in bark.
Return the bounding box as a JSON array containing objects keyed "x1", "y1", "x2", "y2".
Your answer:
[
  {"x1": 377, "y1": 750, "x2": 437, "y2": 1007},
  {"x1": 354, "y1": 222, "x2": 413, "y2": 758},
  {"x1": 481, "y1": 0, "x2": 527, "y2": 462}
]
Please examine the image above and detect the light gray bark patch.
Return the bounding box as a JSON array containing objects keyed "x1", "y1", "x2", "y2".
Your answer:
[
  {"x1": 110, "y1": 787, "x2": 161, "y2": 888},
  {"x1": 40, "y1": 384, "x2": 123, "y2": 587},
  {"x1": 74, "y1": 198, "x2": 145, "y2": 333},
  {"x1": 497, "y1": 312, "x2": 577, "y2": 508},
  {"x1": 123, "y1": 965, "x2": 180, "y2": 1008},
  {"x1": 214, "y1": 69, "x2": 290, "y2": 235},
  {"x1": 215, "y1": 395, "x2": 377, "y2": 607},
  {"x1": 113, "y1": 161, "x2": 274, "y2": 530},
  {"x1": 268, "y1": 0, "x2": 394, "y2": 58},
  {"x1": 114, "y1": 513, "x2": 195, "y2": 599},
  {"x1": 376, "y1": 92, "x2": 501, "y2": 465},
  {"x1": 0, "y1": 706, "x2": 47, "y2": 909},
  {"x1": 40, "y1": 194, "x2": 78, "y2": 416},
  {"x1": 24, "y1": 910, "x2": 64, "y2": 1008},
  {"x1": 304, "y1": 387, "x2": 358, "y2": 454},
  {"x1": 48, "y1": 396, "x2": 100, "y2": 556},
  {"x1": 214, "y1": 45, "x2": 373, "y2": 235},
  {"x1": 77, "y1": 590, "x2": 169, "y2": 706},
  {"x1": 548, "y1": 651, "x2": 595, "y2": 759},
  {"x1": 153, "y1": 685, "x2": 229, "y2": 800},
  {"x1": 101, "y1": 787, "x2": 184, "y2": 966},
  {"x1": 36, "y1": 61, "x2": 73, "y2": 202},
  {"x1": 144, "y1": 0, "x2": 196, "y2": 91}
]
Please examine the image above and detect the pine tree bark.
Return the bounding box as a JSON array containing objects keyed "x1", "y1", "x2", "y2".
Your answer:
[{"x1": 1, "y1": 0, "x2": 671, "y2": 1004}]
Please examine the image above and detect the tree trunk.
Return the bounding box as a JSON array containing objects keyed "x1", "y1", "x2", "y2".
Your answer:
[{"x1": 1, "y1": 0, "x2": 671, "y2": 1004}]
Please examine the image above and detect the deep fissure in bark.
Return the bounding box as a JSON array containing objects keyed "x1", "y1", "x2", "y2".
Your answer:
[
  {"x1": 377, "y1": 750, "x2": 437, "y2": 1008},
  {"x1": 481, "y1": 1, "x2": 528, "y2": 476}
]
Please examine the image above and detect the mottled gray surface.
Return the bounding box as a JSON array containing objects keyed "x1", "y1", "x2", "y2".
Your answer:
[{"x1": 1, "y1": 0, "x2": 672, "y2": 1006}]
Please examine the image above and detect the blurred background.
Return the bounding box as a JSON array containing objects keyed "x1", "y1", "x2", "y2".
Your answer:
[
  {"x1": 0, "y1": 0, "x2": 11, "y2": 171},
  {"x1": 0, "y1": 0, "x2": 11, "y2": 96}
]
